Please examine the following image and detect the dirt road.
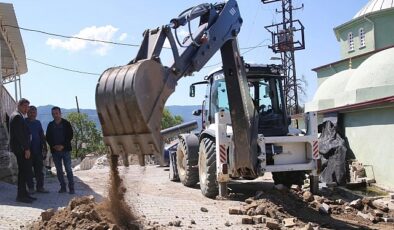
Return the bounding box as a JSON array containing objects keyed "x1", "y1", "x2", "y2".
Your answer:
[
  {"x1": 77, "y1": 165, "x2": 394, "y2": 229},
  {"x1": 1, "y1": 165, "x2": 394, "y2": 229}
]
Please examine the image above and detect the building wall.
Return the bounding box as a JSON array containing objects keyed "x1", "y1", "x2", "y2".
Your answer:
[
  {"x1": 335, "y1": 9, "x2": 394, "y2": 59},
  {"x1": 315, "y1": 56, "x2": 369, "y2": 87},
  {"x1": 374, "y1": 10, "x2": 394, "y2": 49},
  {"x1": 336, "y1": 19, "x2": 375, "y2": 59},
  {"x1": 343, "y1": 106, "x2": 394, "y2": 190}
]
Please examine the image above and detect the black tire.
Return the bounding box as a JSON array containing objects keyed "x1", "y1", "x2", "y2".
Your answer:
[
  {"x1": 176, "y1": 135, "x2": 199, "y2": 187},
  {"x1": 199, "y1": 137, "x2": 218, "y2": 198},
  {"x1": 272, "y1": 171, "x2": 306, "y2": 188}
]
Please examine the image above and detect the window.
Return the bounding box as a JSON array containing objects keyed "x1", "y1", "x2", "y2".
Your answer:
[
  {"x1": 348, "y1": 32, "x2": 354, "y2": 51},
  {"x1": 359, "y1": 28, "x2": 366, "y2": 48}
]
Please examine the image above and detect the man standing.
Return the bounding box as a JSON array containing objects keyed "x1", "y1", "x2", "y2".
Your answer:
[
  {"x1": 26, "y1": 106, "x2": 49, "y2": 193},
  {"x1": 9, "y1": 98, "x2": 36, "y2": 203},
  {"x1": 46, "y1": 106, "x2": 75, "y2": 194}
]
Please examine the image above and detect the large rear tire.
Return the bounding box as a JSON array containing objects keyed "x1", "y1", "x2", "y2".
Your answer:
[
  {"x1": 199, "y1": 137, "x2": 218, "y2": 198},
  {"x1": 176, "y1": 135, "x2": 199, "y2": 187}
]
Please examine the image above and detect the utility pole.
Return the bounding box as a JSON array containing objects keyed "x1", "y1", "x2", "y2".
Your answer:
[
  {"x1": 262, "y1": 0, "x2": 305, "y2": 115},
  {"x1": 75, "y1": 96, "x2": 80, "y2": 114}
]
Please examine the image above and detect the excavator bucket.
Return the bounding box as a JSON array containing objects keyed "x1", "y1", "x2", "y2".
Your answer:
[{"x1": 96, "y1": 59, "x2": 174, "y2": 166}]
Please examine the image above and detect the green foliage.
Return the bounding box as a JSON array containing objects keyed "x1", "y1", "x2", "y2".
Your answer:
[
  {"x1": 66, "y1": 109, "x2": 182, "y2": 159},
  {"x1": 161, "y1": 108, "x2": 183, "y2": 129},
  {"x1": 66, "y1": 112, "x2": 106, "y2": 159}
]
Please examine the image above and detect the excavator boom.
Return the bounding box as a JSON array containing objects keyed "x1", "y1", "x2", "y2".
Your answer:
[{"x1": 96, "y1": 0, "x2": 258, "y2": 173}]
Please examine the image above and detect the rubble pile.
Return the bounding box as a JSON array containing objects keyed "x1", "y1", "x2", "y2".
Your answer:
[
  {"x1": 30, "y1": 155, "x2": 140, "y2": 230},
  {"x1": 29, "y1": 196, "x2": 139, "y2": 230},
  {"x1": 230, "y1": 186, "x2": 394, "y2": 229}
]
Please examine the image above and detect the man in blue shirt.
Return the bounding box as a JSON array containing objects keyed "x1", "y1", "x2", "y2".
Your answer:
[
  {"x1": 26, "y1": 106, "x2": 49, "y2": 193},
  {"x1": 46, "y1": 106, "x2": 75, "y2": 194}
]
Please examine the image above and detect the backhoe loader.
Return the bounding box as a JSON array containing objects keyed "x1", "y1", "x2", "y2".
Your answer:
[{"x1": 95, "y1": 0, "x2": 320, "y2": 198}]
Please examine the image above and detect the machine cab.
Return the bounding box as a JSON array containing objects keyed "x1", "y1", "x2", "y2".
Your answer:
[{"x1": 197, "y1": 64, "x2": 289, "y2": 136}]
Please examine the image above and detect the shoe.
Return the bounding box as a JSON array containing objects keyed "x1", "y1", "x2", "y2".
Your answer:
[
  {"x1": 27, "y1": 187, "x2": 35, "y2": 194},
  {"x1": 36, "y1": 188, "x2": 50, "y2": 193},
  {"x1": 58, "y1": 187, "x2": 67, "y2": 193},
  {"x1": 69, "y1": 189, "x2": 75, "y2": 194},
  {"x1": 16, "y1": 196, "x2": 33, "y2": 203},
  {"x1": 27, "y1": 195, "x2": 37, "y2": 200}
]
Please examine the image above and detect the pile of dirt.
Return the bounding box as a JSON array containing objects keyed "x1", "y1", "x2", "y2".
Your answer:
[
  {"x1": 29, "y1": 196, "x2": 126, "y2": 230},
  {"x1": 229, "y1": 186, "x2": 394, "y2": 229},
  {"x1": 30, "y1": 155, "x2": 140, "y2": 230}
]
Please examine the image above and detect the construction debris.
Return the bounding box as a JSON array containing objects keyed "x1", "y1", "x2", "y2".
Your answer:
[{"x1": 227, "y1": 183, "x2": 394, "y2": 229}]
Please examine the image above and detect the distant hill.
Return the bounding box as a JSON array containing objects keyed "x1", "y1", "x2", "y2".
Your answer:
[
  {"x1": 167, "y1": 105, "x2": 201, "y2": 129},
  {"x1": 37, "y1": 105, "x2": 99, "y2": 131},
  {"x1": 37, "y1": 105, "x2": 201, "y2": 131}
]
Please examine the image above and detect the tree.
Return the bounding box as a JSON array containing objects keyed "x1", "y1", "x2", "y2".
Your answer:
[
  {"x1": 161, "y1": 108, "x2": 183, "y2": 129},
  {"x1": 66, "y1": 112, "x2": 106, "y2": 159}
]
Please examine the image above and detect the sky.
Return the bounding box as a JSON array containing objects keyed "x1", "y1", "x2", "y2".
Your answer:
[{"x1": 3, "y1": 0, "x2": 369, "y2": 109}]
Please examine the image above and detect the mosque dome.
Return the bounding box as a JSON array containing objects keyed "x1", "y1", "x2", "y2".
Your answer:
[
  {"x1": 353, "y1": 0, "x2": 394, "y2": 19},
  {"x1": 345, "y1": 47, "x2": 394, "y2": 91},
  {"x1": 313, "y1": 69, "x2": 354, "y2": 101}
]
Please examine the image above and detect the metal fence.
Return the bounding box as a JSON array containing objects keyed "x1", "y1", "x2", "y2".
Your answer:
[{"x1": 0, "y1": 85, "x2": 16, "y2": 123}]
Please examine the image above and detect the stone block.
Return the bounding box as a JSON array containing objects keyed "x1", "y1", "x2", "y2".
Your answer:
[
  {"x1": 283, "y1": 218, "x2": 296, "y2": 227},
  {"x1": 319, "y1": 203, "x2": 331, "y2": 214},
  {"x1": 252, "y1": 216, "x2": 263, "y2": 224},
  {"x1": 41, "y1": 208, "x2": 55, "y2": 221},
  {"x1": 229, "y1": 207, "x2": 244, "y2": 215},
  {"x1": 349, "y1": 199, "x2": 363, "y2": 210},
  {"x1": 266, "y1": 220, "x2": 280, "y2": 229},
  {"x1": 303, "y1": 191, "x2": 314, "y2": 202},
  {"x1": 241, "y1": 216, "x2": 254, "y2": 224}
]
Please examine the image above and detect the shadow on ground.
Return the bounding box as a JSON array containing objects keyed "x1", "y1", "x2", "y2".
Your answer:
[{"x1": 0, "y1": 175, "x2": 103, "y2": 210}]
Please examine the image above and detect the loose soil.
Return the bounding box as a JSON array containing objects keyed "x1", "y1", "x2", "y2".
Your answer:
[{"x1": 30, "y1": 155, "x2": 140, "y2": 230}]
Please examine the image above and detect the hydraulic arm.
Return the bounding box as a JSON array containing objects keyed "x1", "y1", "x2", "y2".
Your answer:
[{"x1": 95, "y1": 0, "x2": 258, "y2": 173}]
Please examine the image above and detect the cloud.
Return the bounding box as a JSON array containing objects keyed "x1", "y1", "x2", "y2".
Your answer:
[
  {"x1": 118, "y1": 33, "x2": 127, "y2": 41},
  {"x1": 46, "y1": 25, "x2": 120, "y2": 56}
]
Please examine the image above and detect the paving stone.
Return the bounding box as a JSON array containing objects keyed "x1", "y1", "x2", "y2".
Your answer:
[
  {"x1": 349, "y1": 199, "x2": 363, "y2": 210},
  {"x1": 252, "y1": 216, "x2": 263, "y2": 224},
  {"x1": 319, "y1": 203, "x2": 331, "y2": 214},
  {"x1": 283, "y1": 217, "x2": 296, "y2": 227},
  {"x1": 255, "y1": 204, "x2": 266, "y2": 215},
  {"x1": 241, "y1": 216, "x2": 254, "y2": 224},
  {"x1": 229, "y1": 207, "x2": 244, "y2": 215},
  {"x1": 266, "y1": 220, "x2": 280, "y2": 229},
  {"x1": 383, "y1": 217, "x2": 394, "y2": 222}
]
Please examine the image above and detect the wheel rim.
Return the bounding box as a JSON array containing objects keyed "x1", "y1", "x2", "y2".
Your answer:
[
  {"x1": 199, "y1": 147, "x2": 207, "y2": 187},
  {"x1": 177, "y1": 147, "x2": 186, "y2": 178}
]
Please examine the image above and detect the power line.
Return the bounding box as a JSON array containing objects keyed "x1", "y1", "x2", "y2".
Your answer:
[
  {"x1": 4, "y1": 24, "x2": 140, "y2": 47},
  {"x1": 27, "y1": 39, "x2": 270, "y2": 75},
  {"x1": 27, "y1": 58, "x2": 101, "y2": 76},
  {"x1": 5, "y1": 24, "x2": 268, "y2": 51},
  {"x1": 203, "y1": 40, "x2": 270, "y2": 69}
]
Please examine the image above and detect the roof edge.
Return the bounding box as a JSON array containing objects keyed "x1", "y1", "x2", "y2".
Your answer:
[{"x1": 311, "y1": 45, "x2": 394, "y2": 72}]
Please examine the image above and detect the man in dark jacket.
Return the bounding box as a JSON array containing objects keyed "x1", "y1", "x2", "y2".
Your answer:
[
  {"x1": 9, "y1": 98, "x2": 36, "y2": 203},
  {"x1": 46, "y1": 106, "x2": 74, "y2": 194},
  {"x1": 26, "y1": 106, "x2": 49, "y2": 193}
]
